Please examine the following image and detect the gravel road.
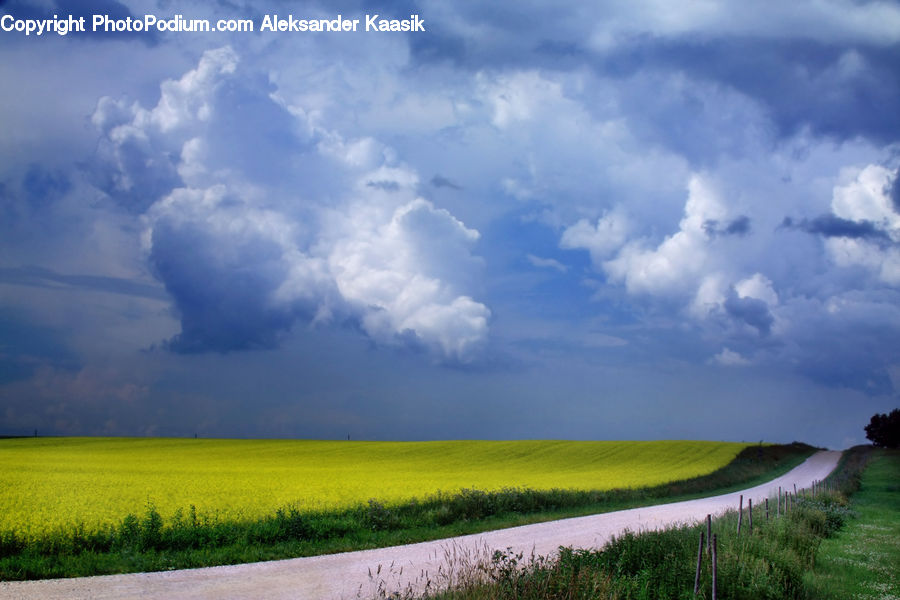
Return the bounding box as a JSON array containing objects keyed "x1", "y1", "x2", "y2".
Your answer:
[{"x1": 0, "y1": 450, "x2": 841, "y2": 600}]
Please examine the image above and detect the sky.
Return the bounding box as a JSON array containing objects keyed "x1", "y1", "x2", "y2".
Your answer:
[{"x1": 1, "y1": 0, "x2": 899, "y2": 450}]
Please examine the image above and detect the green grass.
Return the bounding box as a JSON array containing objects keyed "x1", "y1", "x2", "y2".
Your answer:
[
  {"x1": 0, "y1": 441, "x2": 815, "y2": 581},
  {"x1": 803, "y1": 449, "x2": 900, "y2": 599}
]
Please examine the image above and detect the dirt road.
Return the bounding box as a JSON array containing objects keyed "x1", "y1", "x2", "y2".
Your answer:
[{"x1": 0, "y1": 450, "x2": 841, "y2": 600}]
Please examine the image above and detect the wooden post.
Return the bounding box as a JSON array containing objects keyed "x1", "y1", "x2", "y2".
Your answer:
[
  {"x1": 737, "y1": 494, "x2": 743, "y2": 534},
  {"x1": 694, "y1": 531, "x2": 705, "y2": 595},
  {"x1": 748, "y1": 498, "x2": 753, "y2": 532},
  {"x1": 765, "y1": 497, "x2": 769, "y2": 521},
  {"x1": 712, "y1": 533, "x2": 718, "y2": 600},
  {"x1": 706, "y1": 514, "x2": 712, "y2": 554},
  {"x1": 794, "y1": 483, "x2": 797, "y2": 496}
]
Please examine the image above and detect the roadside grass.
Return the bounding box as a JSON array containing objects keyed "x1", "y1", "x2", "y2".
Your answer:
[
  {"x1": 0, "y1": 442, "x2": 815, "y2": 580},
  {"x1": 409, "y1": 446, "x2": 872, "y2": 600},
  {"x1": 803, "y1": 449, "x2": 899, "y2": 599}
]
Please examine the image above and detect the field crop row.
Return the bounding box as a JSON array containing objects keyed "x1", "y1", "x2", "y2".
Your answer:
[{"x1": 1, "y1": 438, "x2": 748, "y2": 537}]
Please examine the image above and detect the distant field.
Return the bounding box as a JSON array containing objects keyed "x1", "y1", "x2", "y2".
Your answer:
[{"x1": 1, "y1": 438, "x2": 749, "y2": 536}]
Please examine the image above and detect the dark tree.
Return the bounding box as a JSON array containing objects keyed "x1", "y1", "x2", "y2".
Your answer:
[{"x1": 864, "y1": 409, "x2": 900, "y2": 448}]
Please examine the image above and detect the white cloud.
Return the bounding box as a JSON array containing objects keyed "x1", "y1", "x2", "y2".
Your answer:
[
  {"x1": 92, "y1": 47, "x2": 492, "y2": 361},
  {"x1": 735, "y1": 273, "x2": 779, "y2": 306},
  {"x1": 711, "y1": 347, "x2": 751, "y2": 366},
  {"x1": 824, "y1": 165, "x2": 900, "y2": 286},
  {"x1": 560, "y1": 210, "x2": 629, "y2": 263},
  {"x1": 91, "y1": 47, "x2": 239, "y2": 204},
  {"x1": 328, "y1": 196, "x2": 490, "y2": 361},
  {"x1": 691, "y1": 274, "x2": 727, "y2": 318},
  {"x1": 603, "y1": 175, "x2": 725, "y2": 296},
  {"x1": 147, "y1": 47, "x2": 238, "y2": 133},
  {"x1": 832, "y1": 164, "x2": 900, "y2": 230},
  {"x1": 526, "y1": 254, "x2": 568, "y2": 273}
]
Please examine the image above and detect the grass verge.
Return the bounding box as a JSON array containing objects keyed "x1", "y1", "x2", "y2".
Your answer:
[
  {"x1": 0, "y1": 442, "x2": 816, "y2": 581},
  {"x1": 803, "y1": 449, "x2": 899, "y2": 599}
]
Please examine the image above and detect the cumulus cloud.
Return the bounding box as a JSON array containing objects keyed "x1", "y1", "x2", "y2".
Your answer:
[
  {"x1": 790, "y1": 165, "x2": 900, "y2": 286},
  {"x1": 601, "y1": 175, "x2": 727, "y2": 296},
  {"x1": 91, "y1": 47, "x2": 239, "y2": 211},
  {"x1": 328, "y1": 193, "x2": 490, "y2": 361},
  {"x1": 144, "y1": 185, "x2": 332, "y2": 353},
  {"x1": 560, "y1": 210, "x2": 629, "y2": 263},
  {"x1": 734, "y1": 273, "x2": 779, "y2": 307},
  {"x1": 90, "y1": 47, "x2": 492, "y2": 361}
]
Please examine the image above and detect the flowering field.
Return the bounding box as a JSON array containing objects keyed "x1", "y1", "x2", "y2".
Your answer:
[{"x1": 1, "y1": 437, "x2": 749, "y2": 537}]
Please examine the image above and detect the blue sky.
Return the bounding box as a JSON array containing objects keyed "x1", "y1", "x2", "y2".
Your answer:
[{"x1": 2, "y1": 0, "x2": 899, "y2": 449}]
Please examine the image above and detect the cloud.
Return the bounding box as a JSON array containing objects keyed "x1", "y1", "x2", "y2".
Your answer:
[
  {"x1": 145, "y1": 185, "x2": 329, "y2": 353},
  {"x1": 810, "y1": 165, "x2": 900, "y2": 285},
  {"x1": 560, "y1": 210, "x2": 629, "y2": 263},
  {"x1": 711, "y1": 347, "x2": 751, "y2": 366},
  {"x1": 780, "y1": 214, "x2": 889, "y2": 241},
  {"x1": 724, "y1": 292, "x2": 774, "y2": 336},
  {"x1": 90, "y1": 48, "x2": 494, "y2": 362},
  {"x1": 328, "y1": 194, "x2": 490, "y2": 362},
  {"x1": 704, "y1": 215, "x2": 751, "y2": 237},
  {"x1": 526, "y1": 254, "x2": 568, "y2": 273},
  {"x1": 602, "y1": 175, "x2": 726, "y2": 297},
  {"x1": 90, "y1": 47, "x2": 239, "y2": 212},
  {"x1": 734, "y1": 273, "x2": 779, "y2": 307},
  {"x1": 0, "y1": 266, "x2": 167, "y2": 301},
  {"x1": 431, "y1": 175, "x2": 463, "y2": 190}
]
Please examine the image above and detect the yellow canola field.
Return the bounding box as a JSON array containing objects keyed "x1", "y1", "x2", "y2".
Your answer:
[{"x1": 0, "y1": 438, "x2": 749, "y2": 536}]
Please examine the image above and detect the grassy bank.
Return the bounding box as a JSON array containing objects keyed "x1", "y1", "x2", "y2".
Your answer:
[
  {"x1": 0, "y1": 442, "x2": 814, "y2": 580},
  {"x1": 803, "y1": 449, "x2": 899, "y2": 599},
  {"x1": 413, "y1": 446, "x2": 873, "y2": 600}
]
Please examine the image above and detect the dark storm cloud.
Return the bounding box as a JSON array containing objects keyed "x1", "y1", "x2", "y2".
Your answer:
[
  {"x1": 367, "y1": 180, "x2": 401, "y2": 192},
  {"x1": 430, "y1": 175, "x2": 462, "y2": 190},
  {"x1": 703, "y1": 215, "x2": 751, "y2": 237},
  {"x1": 148, "y1": 217, "x2": 297, "y2": 354},
  {"x1": 780, "y1": 214, "x2": 891, "y2": 241},
  {"x1": 406, "y1": 6, "x2": 900, "y2": 147},
  {"x1": 597, "y1": 38, "x2": 900, "y2": 143},
  {"x1": 724, "y1": 291, "x2": 774, "y2": 336}
]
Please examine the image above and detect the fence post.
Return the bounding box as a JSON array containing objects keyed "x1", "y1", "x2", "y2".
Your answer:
[
  {"x1": 694, "y1": 530, "x2": 705, "y2": 595},
  {"x1": 706, "y1": 514, "x2": 711, "y2": 554},
  {"x1": 712, "y1": 533, "x2": 718, "y2": 600},
  {"x1": 794, "y1": 483, "x2": 797, "y2": 496},
  {"x1": 738, "y1": 494, "x2": 743, "y2": 533},
  {"x1": 765, "y1": 497, "x2": 769, "y2": 521},
  {"x1": 748, "y1": 498, "x2": 753, "y2": 532}
]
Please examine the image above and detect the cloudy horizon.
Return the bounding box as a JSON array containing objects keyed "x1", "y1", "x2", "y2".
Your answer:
[{"x1": 2, "y1": 0, "x2": 899, "y2": 449}]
